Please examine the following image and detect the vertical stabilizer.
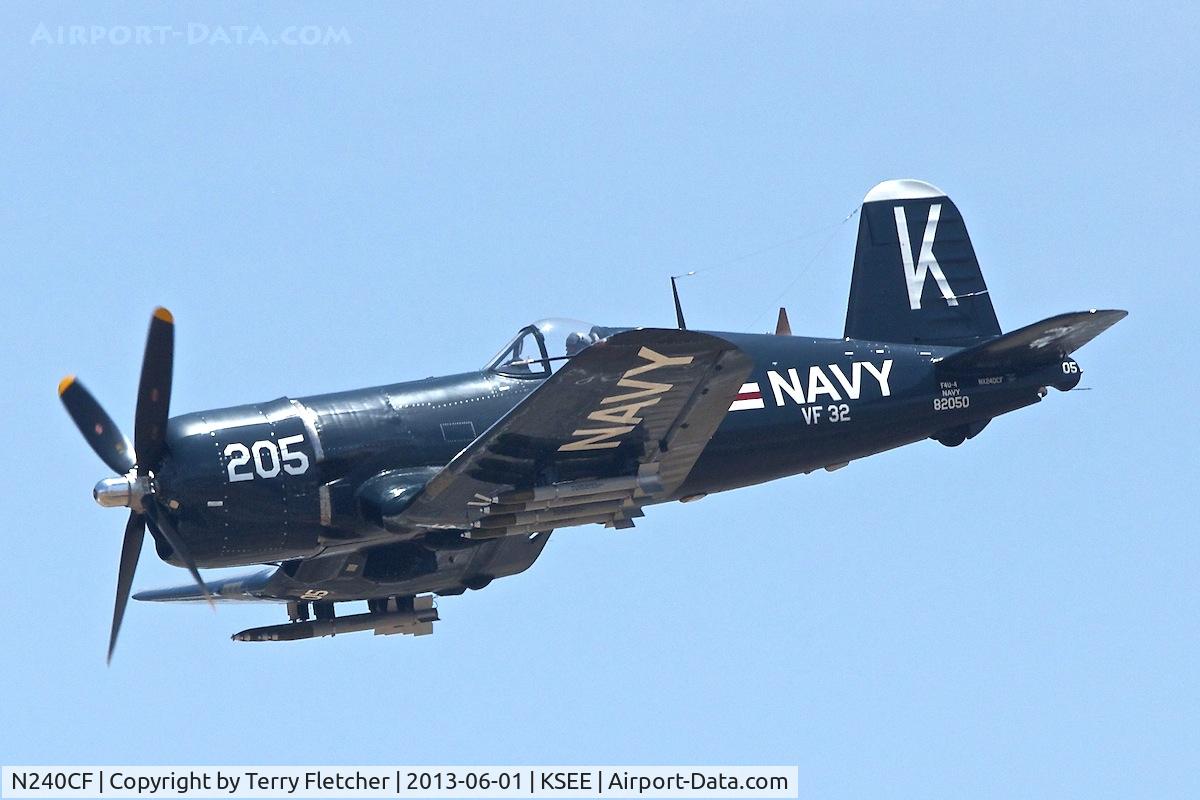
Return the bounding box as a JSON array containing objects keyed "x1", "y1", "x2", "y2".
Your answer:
[{"x1": 844, "y1": 179, "x2": 1000, "y2": 345}]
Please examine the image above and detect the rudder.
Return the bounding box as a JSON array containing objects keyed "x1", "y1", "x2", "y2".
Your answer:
[{"x1": 844, "y1": 179, "x2": 1000, "y2": 346}]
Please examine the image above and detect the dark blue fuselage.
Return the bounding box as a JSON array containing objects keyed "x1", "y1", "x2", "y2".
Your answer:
[{"x1": 156, "y1": 330, "x2": 1065, "y2": 568}]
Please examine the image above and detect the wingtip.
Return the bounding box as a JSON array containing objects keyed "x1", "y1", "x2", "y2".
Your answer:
[
  {"x1": 57, "y1": 374, "x2": 76, "y2": 396},
  {"x1": 153, "y1": 306, "x2": 174, "y2": 324},
  {"x1": 1088, "y1": 308, "x2": 1129, "y2": 321}
]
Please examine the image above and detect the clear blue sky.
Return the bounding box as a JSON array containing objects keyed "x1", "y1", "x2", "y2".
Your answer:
[{"x1": 1, "y1": 2, "x2": 1196, "y2": 797}]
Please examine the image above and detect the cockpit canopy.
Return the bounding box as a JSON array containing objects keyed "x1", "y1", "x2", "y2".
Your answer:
[{"x1": 486, "y1": 318, "x2": 610, "y2": 377}]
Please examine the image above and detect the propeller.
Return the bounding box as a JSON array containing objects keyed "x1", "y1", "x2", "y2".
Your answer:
[
  {"x1": 59, "y1": 307, "x2": 212, "y2": 663},
  {"x1": 57, "y1": 378, "x2": 134, "y2": 475},
  {"x1": 110, "y1": 511, "x2": 146, "y2": 662},
  {"x1": 133, "y1": 308, "x2": 174, "y2": 476}
]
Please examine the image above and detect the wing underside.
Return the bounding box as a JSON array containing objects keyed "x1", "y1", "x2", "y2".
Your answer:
[
  {"x1": 396, "y1": 328, "x2": 753, "y2": 538},
  {"x1": 135, "y1": 530, "x2": 553, "y2": 605}
]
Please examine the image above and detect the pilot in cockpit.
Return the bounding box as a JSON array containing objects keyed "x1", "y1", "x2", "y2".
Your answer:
[
  {"x1": 564, "y1": 329, "x2": 599, "y2": 356},
  {"x1": 488, "y1": 319, "x2": 604, "y2": 377}
]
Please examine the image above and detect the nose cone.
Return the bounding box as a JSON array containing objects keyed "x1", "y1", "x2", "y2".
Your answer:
[{"x1": 93, "y1": 476, "x2": 133, "y2": 508}]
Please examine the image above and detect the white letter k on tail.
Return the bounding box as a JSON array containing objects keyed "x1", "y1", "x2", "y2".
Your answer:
[{"x1": 894, "y1": 204, "x2": 959, "y2": 311}]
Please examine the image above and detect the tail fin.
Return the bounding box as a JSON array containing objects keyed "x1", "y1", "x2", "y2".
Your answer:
[{"x1": 844, "y1": 179, "x2": 1001, "y2": 346}]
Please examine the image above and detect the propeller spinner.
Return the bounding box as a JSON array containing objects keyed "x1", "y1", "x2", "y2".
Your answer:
[{"x1": 58, "y1": 307, "x2": 212, "y2": 663}]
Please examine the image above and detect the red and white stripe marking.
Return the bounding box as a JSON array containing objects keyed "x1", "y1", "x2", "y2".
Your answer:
[{"x1": 729, "y1": 382, "x2": 765, "y2": 411}]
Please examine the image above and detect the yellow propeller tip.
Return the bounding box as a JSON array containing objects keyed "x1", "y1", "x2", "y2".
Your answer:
[
  {"x1": 153, "y1": 307, "x2": 174, "y2": 324},
  {"x1": 57, "y1": 374, "x2": 76, "y2": 396}
]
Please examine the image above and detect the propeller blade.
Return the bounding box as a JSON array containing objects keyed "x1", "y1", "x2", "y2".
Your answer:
[
  {"x1": 134, "y1": 307, "x2": 174, "y2": 475},
  {"x1": 58, "y1": 376, "x2": 136, "y2": 475},
  {"x1": 143, "y1": 502, "x2": 214, "y2": 609},
  {"x1": 775, "y1": 307, "x2": 792, "y2": 336},
  {"x1": 109, "y1": 511, "x2": 146, "y2": 664}
]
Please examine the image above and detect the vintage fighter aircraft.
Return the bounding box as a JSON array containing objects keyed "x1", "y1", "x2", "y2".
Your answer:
[{"x1": 60, "y1": 179, "x2": 1125, "y2": 660}]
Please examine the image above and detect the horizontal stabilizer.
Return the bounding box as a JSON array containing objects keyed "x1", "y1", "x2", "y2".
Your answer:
[
  {"x1": 939, "y1": 309, "x2": 1127, "y2": 372},
  {"x1": 134, "y1": 568, "x2": 278, "y2": 603}
]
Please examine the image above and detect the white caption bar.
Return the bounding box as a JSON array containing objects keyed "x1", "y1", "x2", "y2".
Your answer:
[{"x1": 2, "y1": 767, "x2": 797, "y2": 799}]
